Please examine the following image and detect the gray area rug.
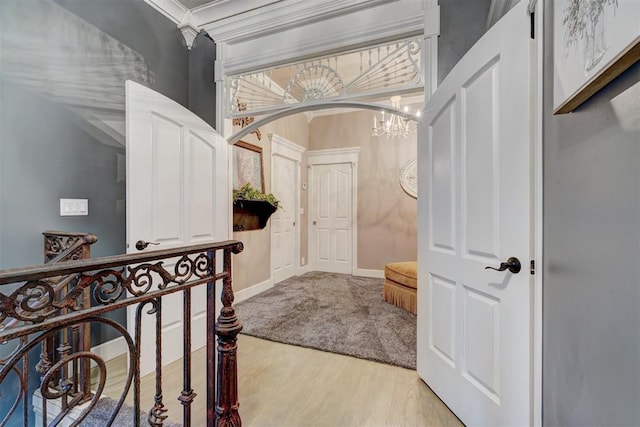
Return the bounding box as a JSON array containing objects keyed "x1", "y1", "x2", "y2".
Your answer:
[
  {"x1": 83, "y1": 396, "x2": 182, "y2": 427},
  {"x1": 235, "y1": 272, "x2": 417, "y2": 369}
]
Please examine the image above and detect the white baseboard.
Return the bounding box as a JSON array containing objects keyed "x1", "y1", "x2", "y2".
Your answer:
[
  {"x1": 91, "y1": 336, "x2": 127, "y2": 362},
  {"x1": 235, "y1": 278, "x2": 274, "y2": 303},
  {"x1": 352, "y1": 268, "x2": 385, "y2": 278},
  {"x1": 298, "y1": 264, "x2": 313, "y2": 275}
]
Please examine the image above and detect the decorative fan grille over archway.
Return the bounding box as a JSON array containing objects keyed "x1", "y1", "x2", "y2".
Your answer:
[
  {"x1": 226, "y1": 35, "x2": 423, "y2": 118},
  {"x1": 284, "y1": 65, "x2": 345, "y2": 102}
]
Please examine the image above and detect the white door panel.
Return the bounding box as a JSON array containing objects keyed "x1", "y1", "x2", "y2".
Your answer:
[
  {"x1": 312, "y1": 163, "x2": 352, "y2": 274},
  {"x1": 126, "y1": 81, "x2": 228, "y2": 377},
  {"x1": 417, "y1": 1, "x2": 532, "y2": 425},
  {"x1": 271, "y1": 154, "x2": 298, "y2": 282}
]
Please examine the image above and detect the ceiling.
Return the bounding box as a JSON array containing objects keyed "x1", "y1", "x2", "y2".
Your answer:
[{"x1": 176, "y1": 0, "x2": 283, "y2": 17}]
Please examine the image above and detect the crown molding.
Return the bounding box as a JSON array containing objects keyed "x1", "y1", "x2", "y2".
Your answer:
[
  {"x1": 143, "y1": 0, "x2": 188, "y2": 24},
  {"x1": 191, "y1": 0, "x2": 281, "y2": 29},
  {"x1": 144, "y1": 0, "x2": 206, "y2": 49},
  {"x1": 178, "y1": 11, "x2": 200, "y2": 50},
  {"x1": 222, "y1": 13, "x2": 424, "y2": 75},
  {"x1": 200, "y1": 0, "x2": 395, "y2": 44}
]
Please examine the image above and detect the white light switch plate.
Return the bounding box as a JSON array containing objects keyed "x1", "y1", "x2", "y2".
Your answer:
[{"x1": 60, "y1": 199, "x2": 89, "y2": 216}]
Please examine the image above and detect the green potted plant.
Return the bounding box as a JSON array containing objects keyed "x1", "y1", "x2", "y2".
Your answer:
[{"x1": 232, "y1": 183, "x2": 280, "y2": 231}]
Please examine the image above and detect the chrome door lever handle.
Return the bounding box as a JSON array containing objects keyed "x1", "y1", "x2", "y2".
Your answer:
[
  {"x1": 485, "y1": 257, "x2": 521, "y2": 274},
  {"x1": 135, "y1": 240, "x2": 160, "y2": 251}
]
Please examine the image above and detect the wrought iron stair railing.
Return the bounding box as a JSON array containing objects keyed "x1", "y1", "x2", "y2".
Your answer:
[{"x1": 0, "y1": 239, "x2": 244, "y2": 426}]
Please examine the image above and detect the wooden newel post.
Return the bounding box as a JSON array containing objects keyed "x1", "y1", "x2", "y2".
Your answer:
[{"x1": 216, "y1": 242, "x2": 244, "y2": 427}]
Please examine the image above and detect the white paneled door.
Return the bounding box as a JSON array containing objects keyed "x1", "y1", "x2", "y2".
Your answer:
[
  {"x1": 271, "y1": 154, "x2": 298, "y2": 283},
  {"x1": 125, "y1": 81, "x2": 229, "y2": 377},
  {"x1": 312, "y1": 163, "x2": 353, "y2": 274},
  {"x1": 417, "y1": 1, "x2": 533, "y2": 425}
]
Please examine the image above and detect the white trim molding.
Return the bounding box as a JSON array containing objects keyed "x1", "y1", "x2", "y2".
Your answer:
[
  {"x1": 90, "y1": 336, "x2": 127, "y2": 362},
  {"x1": 234, "y1": 278, "x2": 275, "y2": 304},
  {"x1": 270, "y1": 133, "x2": 306, "y2": 284},
  {"x1": 143, "y1": 0, "x2": 202, "y2": 49},
  {"x1": 143, "y1": 0, "x2": 187, "y2": 24},
  {"x1": 298, "y1": 264, "x2": 313, "y2": 276},
  {"x1": 306, "y1": 147, "x2": 360, "y2": 166},
  {"x1": 201, "y1": 0, "x2": 396, "y2": 44},
  {"x1": 352, "y1": 268, "x2": 385, "y2": 279},
  {"x1": 211, "y1": 0, "x2": 427, "y2": 76},
  {"x1": 269, "y1": 133, "x2": 306, "y2": 160},
  {"x1": 178, "y1": 11, "x2": 200, "y2": 50}
]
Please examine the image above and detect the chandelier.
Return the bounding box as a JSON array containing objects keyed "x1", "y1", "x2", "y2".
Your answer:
[{"x1": 371, "y1": 96, "x2": 421, "y2": 139}]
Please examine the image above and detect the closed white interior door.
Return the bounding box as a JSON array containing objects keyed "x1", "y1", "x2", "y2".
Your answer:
[
  {"x1": 417, "y1": 1, "x2": 533, "y2": 425},
  {"x1": 312, "y1": 163, "x2": 352, "y2": 274},
  {"x1": 125, "y1": 80, "x2": 229, "y2": 377},
  {"x1": 271, "y1": 154, "x2": 298, "y2": 283}
]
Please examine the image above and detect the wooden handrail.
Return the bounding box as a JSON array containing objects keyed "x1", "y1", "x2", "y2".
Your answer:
[
  {"x1": 0, "y1": 240, "x2": 244, "y2": 427},
  {"x1": 0, "y1": 240, "x2": 240, "y2": 284}
]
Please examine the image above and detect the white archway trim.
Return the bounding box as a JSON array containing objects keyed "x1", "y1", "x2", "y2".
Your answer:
[{"x1": 228, "y1": 101, "x2": 420, "y2": 145}]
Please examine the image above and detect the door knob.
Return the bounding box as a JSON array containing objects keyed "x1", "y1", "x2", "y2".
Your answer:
[
  {"x1": 485, "y1": 257, "x2": 521, "y2": 274},
  {"x1": 135, "y1": 240, "x2": 160, "y2": 251}
]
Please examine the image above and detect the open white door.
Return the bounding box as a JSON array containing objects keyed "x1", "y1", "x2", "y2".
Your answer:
[
  {"x1": 125, "y1": 81, "x2": 229, "y2": 376},
  {"x1": 417, "y1": 1, "x2": 534, "y2": 425}
]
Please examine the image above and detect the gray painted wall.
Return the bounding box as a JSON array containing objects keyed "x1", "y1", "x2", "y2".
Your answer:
[
  {"x1": 438, "y1": 0, "x2": 493, "y2": 83},
  {"x1": 0, "y1": 0, "x2": 189, "y2": 269},
  {"x1": 0, "y1": 0, "x2": 215, "y2": 344},
  {"x1": 542, "y1": 1, "x2": 640, "y2": 425},
  {"x1": 189, "y1": 33, "x2": 217, "y2": 128},
  {"x1": 0, "y1": 0, "x2": 215, "y2": 423}
]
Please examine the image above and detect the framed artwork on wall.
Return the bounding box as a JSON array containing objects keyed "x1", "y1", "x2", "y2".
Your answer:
[
  {"x1": 554, "y1": 0, "x2": 640, "y2": 114},
  {"x1": 233, "y1": 140, "x2": 264, "y2": 192}
]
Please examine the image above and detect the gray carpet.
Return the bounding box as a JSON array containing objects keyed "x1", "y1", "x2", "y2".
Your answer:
[
  {"x1": 235, "y1": 271, "x2": 417, "y2": 369},
  {"x1": 82, "y1": 396, "x2": 182, "y2": 426}
]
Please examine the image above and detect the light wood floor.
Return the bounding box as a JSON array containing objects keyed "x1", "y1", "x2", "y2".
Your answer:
[{"x1": 99, "y1": 335, "x2": 462, "y2": 427}]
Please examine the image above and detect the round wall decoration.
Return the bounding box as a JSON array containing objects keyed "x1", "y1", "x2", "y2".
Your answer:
[{"x1": 399, "y1": 157, "x2": 418, "y2": 199}]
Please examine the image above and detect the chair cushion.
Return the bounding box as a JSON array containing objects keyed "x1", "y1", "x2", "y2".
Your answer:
[{"x1": 384, "y1": 261, "x2": 417, "y2": 290}]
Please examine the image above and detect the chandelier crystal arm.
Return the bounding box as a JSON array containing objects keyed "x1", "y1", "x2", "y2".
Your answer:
[{"x1": 371, "y1": 96, "x2": 421, "y2": 139}]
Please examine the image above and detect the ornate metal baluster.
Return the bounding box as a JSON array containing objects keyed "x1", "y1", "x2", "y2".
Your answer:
[
  {"x1": 215, "y1": 244, "x2": 243, "y2": 427},
  {"x1": 0, "y1": 239, "x2": 243, "y2": 426},
  {"x1": 35, "y1": 339, "x2": 52, "y2": 426},
  {"x1": 207, "y1": 249, "x2": 217, "y2": 427},
  {"x1": 134, "y1": 301, "x2": 150, "y2": 427},
  {"x1": 57, "y1": 328, "x2": 71, "y2": 412},
  {"x1": 23, "y1": 353, "x2": 29, "y2": 426},
  {"x1": 149, "y1": 297, "x2": 167, "y2": 426},
  {"x1": 179, "y1": 287, "x2": 196, "y2": 425}
]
